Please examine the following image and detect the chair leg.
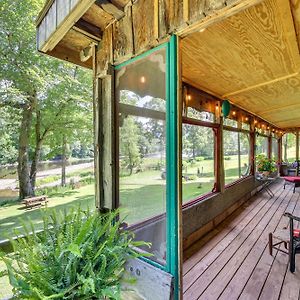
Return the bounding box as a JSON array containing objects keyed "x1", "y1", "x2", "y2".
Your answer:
[
  {"x1": 284, "y1": 182, "x2": 286, "y2": 190},
  {"x1": 269, "y1": 233, "x2": 273, "y2": 256},
  {"x1": 294, "y1": 184, "x2": 296, "y2": 193},
  {"x1": 290, "y1": 244, "x2": 296, "y2": 273}
]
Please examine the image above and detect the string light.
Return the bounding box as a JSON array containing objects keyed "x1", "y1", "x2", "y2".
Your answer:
[
  {"x1": 232, "y1": 111, "x2": 236, "y2": 116},
  {"x1": 187, "y1": 94, "x2": 191, "y2": 101},
  {"x1": 245, "y1": 117, "x2": 249, "y2": 122},
  {"x1": 140, "y1": 76, "x2": 146, "y2": 83}
]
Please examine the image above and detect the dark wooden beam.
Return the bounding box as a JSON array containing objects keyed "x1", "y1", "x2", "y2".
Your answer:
[
  {"x1": 45, "y1": 44, "x2": 92, "y2": 69},
  {"x1": 73, "y1": 19, "x2": 102, "y2": 42},
  {"x1": 95, "y1": 0, "x2": 124, "y2": 20}
]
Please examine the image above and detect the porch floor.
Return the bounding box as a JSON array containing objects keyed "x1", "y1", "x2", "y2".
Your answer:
[{"x1": 183, "y1": 179, "x2": 300, "y2": 300}]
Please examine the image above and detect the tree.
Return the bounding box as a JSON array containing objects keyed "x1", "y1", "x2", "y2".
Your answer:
[
  {"x1": 120, "y1": 117, "x2": 141, "y2": 175},
  {"x1": 0, "y1": 0, "x2": 92, "y2": 199}
]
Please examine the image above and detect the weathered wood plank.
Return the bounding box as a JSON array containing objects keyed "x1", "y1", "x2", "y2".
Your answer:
[
  {"x1": 95, "y1": 0, "x2": 125, "y2": 20},
  {"x1": 97, "y1": 25, "x2": 113, "y2": 75},
  {"x1": 123, "y1": 258, "x2": 173, "y2": 300},
  {"x1": 57, "y1": 0, "x2": 70, "y2": 26},
  {"x1": 188, "y1": 0, "x2": 205, "y2": 23},
  {"x1": 39, "y1": 0, "x2": 96, "y2": 52},
  {"x1": 184, "y1": 186, "x2": 289, "y2": 299},
  {"x1": 183, "y1": 183, "x2": 283, "y2": 274},
  {"x1": 113, "y1": 5, "x2": 134, "y2": 63},
  {"x1": 132, "y1": 0, "x2": 156, "y2": 55},
  {"x1": 210, "y1": 190, "x2": 298, "y2": 300}
]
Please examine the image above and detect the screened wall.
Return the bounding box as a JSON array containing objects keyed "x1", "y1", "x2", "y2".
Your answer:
[
  {"x1": 282, "y1": 133, "x2": 296, "y2": 163},
  {"x1": 116, "y1": 48, "x2": 167, "y2": 265}
]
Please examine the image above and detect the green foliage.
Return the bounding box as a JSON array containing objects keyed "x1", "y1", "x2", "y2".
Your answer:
[
  {"x1": 0, "y1": 208, "x2": 149, "y2": 299},
  {"x1": 256, "y1": 154, "x2": 276, "y2": 173}
]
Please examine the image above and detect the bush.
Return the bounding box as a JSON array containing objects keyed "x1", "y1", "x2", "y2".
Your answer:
[
  {"x1": 224, "y1": 156, "x2": 231, "y2": 160},
  {"x1": 0, "y1": 208, "x2": 149, "y2": 299},
  {"x1": 204, "y1": 156, "x2": 214, "y2": 160},
  {"x1": 195, "y1": 156, "x2": 205, "y2": 162}
]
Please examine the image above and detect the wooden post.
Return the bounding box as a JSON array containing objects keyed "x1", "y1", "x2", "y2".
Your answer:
[
  {"x1": 268, "y1": 136, "x2": 272, "y2": 159},
  {"x1": 250, "y1": 131, "x2": 256, "y2": 175},
  {"x1": 217, "y1": 117, "x2": 225, "y2": 193},
  {"x1": 278, "y1": 137, "x2": 282, "y2": 165},
  {"x1": 296, "y1": 131, "x2": 299, "y2": 161}
]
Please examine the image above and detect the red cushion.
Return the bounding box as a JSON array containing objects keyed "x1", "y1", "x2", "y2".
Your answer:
[
  {"x1": 294, "y1": 229, "x2": 300, "y2": 238},
  {"x1": 283, "y1": 176, "x2": 300, "y2": 183}
]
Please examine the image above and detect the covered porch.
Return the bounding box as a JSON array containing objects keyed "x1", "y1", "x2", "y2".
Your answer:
[
  {"x1": 183, "y1": 181, "x2": 300, "y2": 300},
  {"x1": 36, "y1": 0, "x2": 300, "y2": 298}
]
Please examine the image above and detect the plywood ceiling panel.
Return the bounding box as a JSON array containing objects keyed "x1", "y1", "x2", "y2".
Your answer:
[
  {"x1": 181, "y1": 0, "x2": 300, "y2": 128},
  {"x1": 229, "y1": 75, "x2": 300, "y2": 128}
]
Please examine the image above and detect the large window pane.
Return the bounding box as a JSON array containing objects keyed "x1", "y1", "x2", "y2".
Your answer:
[
  {"x1": 119, "y1": 115, "x2": 166, "y2": 222},
  {"x1": 282, "y1": 133, "x2": 296, "y2": 163},
  {"x1": 256, "y1": 135, "x2": 268, "y2": 156},
  {"x1": 224, "y1": 131, "x2": 250, "y2": 184},
  {"x1": 224, "y1": 130, "x2": 239, "y2": 184},
  {"x1": 240, "y1": 132, "x2": 251, "y2": 177},
  {"x1": 116, "y1": 48, "x2": 166, "y2": 265},
  {"x1": 272, "y1": 138, "x2": 279, "y2": 161},
  {"x1": 182, "y1": 124, "x2": 215, "y2": 203}
]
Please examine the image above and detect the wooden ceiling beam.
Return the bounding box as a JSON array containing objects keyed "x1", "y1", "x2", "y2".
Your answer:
[
  {"x1": 95, "y1": 0, "x2": 125, "y2": 20},
  {"x1": 73, "y1": 19, "x2": 102, "y2": 42},
  {"x1": 222, "y1": 72, "x2": 299, "y2": 98},
  {"x1": 45, "y1": 43, "x2": 92, "y2": 69}
]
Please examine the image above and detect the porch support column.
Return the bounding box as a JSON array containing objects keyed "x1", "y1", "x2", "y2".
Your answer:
[
  {"x1": 94, "y1": 66, "x2": 116, "y2": 211},
  {"x1": 296, "y1": 131, "x2": 299, "y2": 162},
  {"x1": 250, "y1": 131, "x2": 256, "y2": 175},
  {"x1": 216, "y1": 118, "x2": 225, "y2": 193},
  {"x1": 278, "y1": 137, "x2": 282, "y2": 165},
  {"x1": 268, "y1": 136, "x2": 272, "y2": 159}
]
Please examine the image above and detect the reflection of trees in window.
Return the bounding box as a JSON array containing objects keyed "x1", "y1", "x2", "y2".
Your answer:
[
  {"x1": 272, "y1": 138, "x2": 278, "y2": 161},
  {"x1": 183, "y1": 126, "x2": 213, "y2": 159},
  {"x1": 256, "y1": 135, "x2": 268, "y2": 155},
  {"x1": 120, "y1": 116, "x2": 141, "y2": 176},
  {"x1": 223, "y1": 130, "x2": 250, "y2": 184},
  {"x1": 182, "y1": 124, "x2": 215, "y2": 203},
  {"x1": 282, "y1": 133, "x2": 296, "y2": 162}
]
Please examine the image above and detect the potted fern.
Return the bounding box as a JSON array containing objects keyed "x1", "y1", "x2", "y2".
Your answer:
[{"x1": 0, "y1": 208, "x2": 148, "y2": 299}]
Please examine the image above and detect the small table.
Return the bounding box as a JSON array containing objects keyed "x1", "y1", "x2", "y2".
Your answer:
[{"x1": 256, "y1": 175, "x2": 276, "y2": 198}]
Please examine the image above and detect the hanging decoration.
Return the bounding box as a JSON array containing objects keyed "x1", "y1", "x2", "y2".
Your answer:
[{"x1": 222, "y1": 100, "x2": 231, "y2": 118}]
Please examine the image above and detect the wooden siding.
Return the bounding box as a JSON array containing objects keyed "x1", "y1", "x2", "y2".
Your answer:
[
  {"x1": 37, "y1": 0, "x2": 95, "y2": 52},
  {"x1": 183, "y1": 180, "x2": 300, "y2": 300},
  {"x1": 96, "y1": 0, "x2": 262, "y2": 75}
]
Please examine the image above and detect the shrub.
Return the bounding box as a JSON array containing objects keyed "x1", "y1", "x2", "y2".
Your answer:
[
  {"x1": 195, "y1": 156, "x2": 205, "y2": 162},
  {"x1": 224, "y1": 156, "x2": 231, "y2": 160},
  {"x1": 0, "y1": 208, "x2": 148, "y2": 299}
]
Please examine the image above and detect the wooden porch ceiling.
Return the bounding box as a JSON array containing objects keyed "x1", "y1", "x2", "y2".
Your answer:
[{"x1": 181, "y1": 0, "x2": 300, "y2": 129}]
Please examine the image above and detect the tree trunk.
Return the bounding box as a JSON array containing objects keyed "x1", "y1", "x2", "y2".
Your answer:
[
  {"x1": 61, "y1": 135, "x2": 67, "y2": 186},
  {"x1": 18, "y1": 95, "x2": 36, "y2": 199},
  {"x1": 30, "y1": 140, "x2": 42, "y2": 191},
  {"x1": 30, "y1": 109, "x2": 42, "y2": 191}
]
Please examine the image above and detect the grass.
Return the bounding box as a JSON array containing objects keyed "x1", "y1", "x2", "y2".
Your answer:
[{"x1": 0, "y1": 184, "x2": 95, "y2": 241}]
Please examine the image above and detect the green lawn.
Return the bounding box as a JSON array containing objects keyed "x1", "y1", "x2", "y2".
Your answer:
[{"x1": 0, "y1": 185, "x2": 95, "y2": 241}]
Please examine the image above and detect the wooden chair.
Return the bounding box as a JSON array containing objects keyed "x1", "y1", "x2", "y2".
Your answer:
[
  {"x1": 269, "y1": 212, "x2": 300, "y2": 273},
  {"x1": 284, "y1": 213, "x2": 300, "y2": 272}
]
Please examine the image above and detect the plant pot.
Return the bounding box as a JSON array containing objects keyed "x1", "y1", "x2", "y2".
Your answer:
[{"x1": 262, "y1": 171, "x2": 270, "y2": 177}]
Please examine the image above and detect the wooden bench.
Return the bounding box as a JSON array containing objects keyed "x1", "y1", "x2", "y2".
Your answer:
[{"x1": 21, "y1": 195, "x2": 48, "y2": 209}]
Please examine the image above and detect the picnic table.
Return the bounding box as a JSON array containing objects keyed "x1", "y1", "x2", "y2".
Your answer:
[{"x1": 21, "y1": 195, "x2": 48, "y2": 209}]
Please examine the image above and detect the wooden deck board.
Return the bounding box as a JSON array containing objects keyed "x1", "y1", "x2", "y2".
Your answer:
[{"x1": 183, "y1": 180, "x2": 300, "y2": 300}]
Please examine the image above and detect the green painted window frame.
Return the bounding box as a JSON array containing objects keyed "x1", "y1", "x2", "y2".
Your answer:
[{"x1": 114, "y1": 36, "x2": 180, "y2": 299}]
